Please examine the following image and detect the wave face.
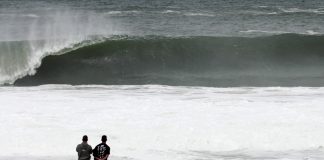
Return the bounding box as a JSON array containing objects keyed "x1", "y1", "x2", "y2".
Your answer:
[{"x1": 13, "y1": 34, "x2": 324, "y2": 87}]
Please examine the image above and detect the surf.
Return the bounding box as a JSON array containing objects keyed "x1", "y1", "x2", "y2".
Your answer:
[{"x1": 4, "y1": 34, "x2": 324, "y2": 86}]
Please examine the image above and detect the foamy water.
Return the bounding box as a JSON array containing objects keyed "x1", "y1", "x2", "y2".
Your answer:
[{"x1": 1, "y1": 85, "x2": 324, "y2": 160}]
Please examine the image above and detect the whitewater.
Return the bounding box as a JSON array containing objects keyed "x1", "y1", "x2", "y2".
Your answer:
[{"x1": 1, "y1": 85, "x2": 324, "y2": 160}]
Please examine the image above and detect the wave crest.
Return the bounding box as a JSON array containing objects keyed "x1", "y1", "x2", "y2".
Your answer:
[{"x1": 12, "y1": 34, "x2": 324, "y2": 87}]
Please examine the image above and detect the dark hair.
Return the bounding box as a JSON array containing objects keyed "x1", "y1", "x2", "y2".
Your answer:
[
  {"x1": 101, "y1": 135, "x2": 107, "y2": 142},
  {"x1": 82, "y1": 135, "x2": 88, "y2": 142}
]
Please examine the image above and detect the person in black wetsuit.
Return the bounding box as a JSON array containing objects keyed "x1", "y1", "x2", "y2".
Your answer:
[
  {"x1": 76, "y1": 135, "x2": 93, "y2": 160},
  {"x1": 93, "y1": 135, "x2": 110, "y2": 160}
]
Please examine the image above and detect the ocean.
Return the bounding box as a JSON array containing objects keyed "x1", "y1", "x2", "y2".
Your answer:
[{"x1": 1, "y1": 0, "x2": 324, "y2": 159}]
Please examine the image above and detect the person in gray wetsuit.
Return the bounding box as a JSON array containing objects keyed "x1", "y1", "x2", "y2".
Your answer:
[{"x1": 76, "y1": 135, "x2": 93, "y2": 160}]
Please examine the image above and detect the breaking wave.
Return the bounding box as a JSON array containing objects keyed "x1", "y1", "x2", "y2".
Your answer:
[{"x1": 3, "y1": 34, "x2": 324, "y2": 86}]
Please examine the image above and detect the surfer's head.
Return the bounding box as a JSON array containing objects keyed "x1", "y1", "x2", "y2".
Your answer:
[
  {"x1": 82, "y1": 135, "x2": 88, "y2": 142},
  {"x1": 101, "y1": 135, "x2": 107, "y2": 142}
]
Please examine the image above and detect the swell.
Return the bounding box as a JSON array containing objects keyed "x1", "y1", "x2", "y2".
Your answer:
[{"x1": 14, "y1": 34, "x2": 324, "y2": 87}]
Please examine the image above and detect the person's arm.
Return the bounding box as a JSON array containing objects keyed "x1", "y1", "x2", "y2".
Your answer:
[
  {"x1": 103, "y1": 146, "x2": 110, "y2": 160},
  {"x1": 93, "y1": 155, "x2": 99, "y2": 160},
  {"x1": 100, "y1": 154, "x2": 109, "y2": 160},
  {"x1": 76, "y1": 144, "x2": 82, "y2": 153},
  {"x1": 93, "y1": 146, "x2": 99, "y2": 160},
  {"x1": 76, "y1": 145, "x2": 81, "y2": 158},
  {"x1": 89, "y1": 145, "x2": 93, "y2": 154},
  {"x1": 93, "y1": 155, "x2": 99, "y2": 159}
]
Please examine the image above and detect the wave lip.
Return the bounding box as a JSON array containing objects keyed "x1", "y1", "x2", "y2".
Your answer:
[
  {"x1": 0, "y1": 36, "x2": 106, "y2": 85},
  {"x1": 0, "y1": 9, "x2": 119, "y2": 85}
]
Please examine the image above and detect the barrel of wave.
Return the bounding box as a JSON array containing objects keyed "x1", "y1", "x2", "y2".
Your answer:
[
  {"x1": 0, "y1": 10, "x2": 116, "y2": 85},
  {"x1": 0, "y1": 38, "x2": 87, "y2": 85}
]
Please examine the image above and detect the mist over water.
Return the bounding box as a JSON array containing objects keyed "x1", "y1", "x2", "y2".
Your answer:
[{"x1": 0, "y1": 6, "x2": 120, "y2": 84}]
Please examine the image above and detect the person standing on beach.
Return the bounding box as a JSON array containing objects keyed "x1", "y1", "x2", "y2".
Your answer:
[
  {"x1": 76, "y1": 135, "x2": 93, "y2": 160},
  {"x1": 93, "y1": 135, "x2": 110, "y2": 160}
]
